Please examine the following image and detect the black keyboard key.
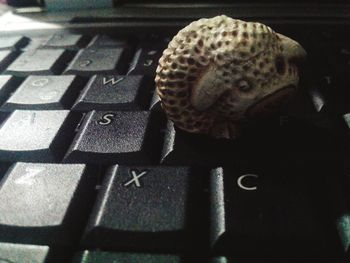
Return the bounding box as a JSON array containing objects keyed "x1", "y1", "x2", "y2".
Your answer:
[
  {"x1": 142, "y1": 34, "x2": 170, "y2": 49},
  {"x1": 343, "y1": 113, "x2": 350, "y2": 129},
  {"x1": 0, "y1": 36, "x2": 29, "y2": 50},
  {"x1": 0, "y1": 162, "x2": 96, "y2": 246},
  {"x1": 0, "y1": 162, "x2": 9, "y2": 179},
  {"x1": 0, "y1": 110, "x2": 78, "y2": 162},
  {"x1": 161, "y1": 121, "x2": 241, "y2": 166},
  {"x1": 321, "y1": 163, "x2": 350, "y2": 257},
  {"x1": 64, "y1": 111, "x2": 161, "y2": 164},
  {"x1": 0, "y1": 75, "x2": 21, "y2": 106},
  {"x1": 4, "y1": 49, "x2": 71, "y2": 76},
  {"x1": 0, "y1": 243, "x2": 57, "y2": 263},
  {"x1": 42, "y1": 33, "x2": 88, "y2": 49},
  {"x1": 23, "y1": 36, "x2": 52, "y2": 51},
  {"x1": 308, "y1": 85, "x2": 327, "y2": 113},
  {"x1": 72, "y1": 75, "x2": 150, "y2": 111},
  {"x1": 212, "y1": 257, "x2": 316, "y2": 263},
  {"x1": 0, "y1": 242, "x2": 65, "y2": 263},
  {"x1": 129, "y1": 47, "x2": 163, "y2": 76},
  {"x1": 1, "y1": 75, "x2": 84, "y2": 111},
  {"x1": 160, "y1": 120, "x2": 277, "y2": 166},
  {"x1": 150, "y1": 90, "x2": 162, "y2": 111},
  {"x1": 162, "y1": 112, "x2": 343, "y2": 166},
  {"x1": 87, "y1": 35, "x2": 127, "y2": 47},
  {"x1": 210, "y1": 164, "x2": 344, "y2": 258},
  {"x1": 74, "y1": 251, "x2": 180, "y2": 263},
  {"x1": 82, "y1": 165, "x2": 207, "y2": 251},
  {"x1": 0, "y1": 111, "x2": 7, "y2": 124},
  {"x1": 0, "y1": 50, "x2": 18, "y2": 71},
  {"x1": 64, "y1": 48, "x2": 126, "y2": 76}
]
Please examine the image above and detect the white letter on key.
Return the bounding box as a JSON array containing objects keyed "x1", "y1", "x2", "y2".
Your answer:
[{"x1": 237, "y1": 174, "x2": 258, "y2": 191}]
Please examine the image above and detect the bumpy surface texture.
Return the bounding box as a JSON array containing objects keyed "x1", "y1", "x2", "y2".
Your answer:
[{"x1": 155, "y1": 15, "x2": 306, "y2": 139}]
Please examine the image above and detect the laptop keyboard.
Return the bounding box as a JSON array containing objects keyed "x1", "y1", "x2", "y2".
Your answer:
[{"x1": 0, "y1": 29, "x2": 349, "y2": 263}]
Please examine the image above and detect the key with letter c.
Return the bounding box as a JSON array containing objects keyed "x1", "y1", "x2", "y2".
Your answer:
[{"x1": 210, "y1": 164, "x2": 344, "y2": 258}]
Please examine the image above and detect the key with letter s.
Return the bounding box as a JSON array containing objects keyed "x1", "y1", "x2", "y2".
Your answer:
[{"x1": 64, "y1": 111, "x2": 163, "y2": 164}]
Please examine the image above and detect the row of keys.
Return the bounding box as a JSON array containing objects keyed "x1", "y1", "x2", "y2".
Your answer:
[
  {"x1": 0, "y1": 75, "x2": 156, "y2": 111},
  {"x1": 1, "y1": 245, "x2": 339, "y2": 263},
  {"x1": 0, "y1": 243, "x2": 180, "y2": 263},
  {"x1": 0, "y1": 163, "x2": 206, "y2": 249},
  {"x1": 161, "y1": 114, "x2": 345, "y2": 166},
  {"x1": 0, "y1": 35, "x2": 127, "y2": 51},
  {"x1": 0, "y1": 110, "x2": 163, "y2": 164},
  {"x1": 0, "y1": 40, "x2": 163, "y2": 77},
  {"x1": 0, "y1": 162, "x2": 349, "y2": 259},
  {"x1": 0, "y1": 109, "x2": 346, "y2": 165}
]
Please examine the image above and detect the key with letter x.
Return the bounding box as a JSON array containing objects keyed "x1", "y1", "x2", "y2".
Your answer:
[
  {"x1": 123, "y1": 169, "x2": 148, "y2": 187},
  {"x1": 82, "y1": 165, "x2": 208, "y2": 251}
]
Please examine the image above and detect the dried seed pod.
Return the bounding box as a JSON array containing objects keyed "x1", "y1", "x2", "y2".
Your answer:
[{"x1": 155, "y1": 15, "x2": 306, "y2": 139}]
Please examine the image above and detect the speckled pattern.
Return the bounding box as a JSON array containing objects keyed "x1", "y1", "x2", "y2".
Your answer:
[{"x1": 156, "y1": 15, "x2": 306, "y2": 139}]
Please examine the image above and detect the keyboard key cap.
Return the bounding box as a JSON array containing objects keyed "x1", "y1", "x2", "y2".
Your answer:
[
  {"x1": 0, "y1": 242, "x2": 67, "y2": 263},
  {"x1": 210, "y1": 164, "x2": 344, "y2": 258},
  {"x1": 72, "y1": 75, "x2": 151, "y2": 111},
  {"x1": 64, "y1": 111, "x2": 161, "y2": 164},
  {"x1": 0, "y1": 50, "x2": 18, "y2": 71},
  {"x1": 82, "y1": 165, "x2": 208, "y2": 250},
  {"x1": 160, "y1": 93, "x2": 344, "y2": 166},
  {"x1": 160, "y1": 121, "x2": 226, "y2": 166},
  {"x1": 4, "y1": 49, "x2": 71, "y2": 76},
  {"x1": 211, "y1": 257, "x2": 322, "y2": 263},
  {"x1": 0, "y1": 111, "x2": 8, "y2": 124},
  {"x1": 128, "y1": 47, "x2": 163, "y2": 77},
  {"x1": 23, "y1": 36, "x2": 52, "y2": 51},
  {"x1": 149, "y1": 90, "x2": 162, "y2": 111},
  {"x1": 74, "y1": 251, "x2": 181, "y2": 263},
  {"x1": 0, "y1": 162, "x2": 96, "y2": 246},
  {"x1": 0, "y1": 36, "x2": 29, "y2": 50},
  {"x1": 0, "y1": 162, "x2": 10, "y2": 181},
  {"x1": 0, "y1": 110, "x2": 78, "y2": 162},
  {"x1": 321, "y1": 163, "x2": 350, "y2": 257},
  {"x1": 87, "y1": 35, "x2": 127, "y2": 47},
  {"x1": 64, "y1": 48, "x2": 126, "y2": 76},
  {"x1": 42, "y1": 33, "x2": 88, "y2": 49},
  {"x1": 0, "y1": 242, "x2": 73, "y2": 262},
  {"x1": 142, "y1": 34, "x2": 170, "y2": 49},
  {"x1": 1, "y1": 75, "x2": 84, "y2": 111},
  {"x1": 0, "y1": 75, "x2": 21, "y2": 106}
]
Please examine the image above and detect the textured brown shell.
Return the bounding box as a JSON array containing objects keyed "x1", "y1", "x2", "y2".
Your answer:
[{"x1": 155, "y1": 15, "x2": 305, "y2": 138}]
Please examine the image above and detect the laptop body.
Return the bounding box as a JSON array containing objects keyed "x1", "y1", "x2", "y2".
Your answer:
[{"x1": 0, "y1": 1, "x2": 349, "y2": 262}]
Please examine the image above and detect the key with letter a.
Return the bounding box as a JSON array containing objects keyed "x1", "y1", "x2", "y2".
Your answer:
[{"x1": 0, "y1": 110, "x2": 79, "y2": 162}]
